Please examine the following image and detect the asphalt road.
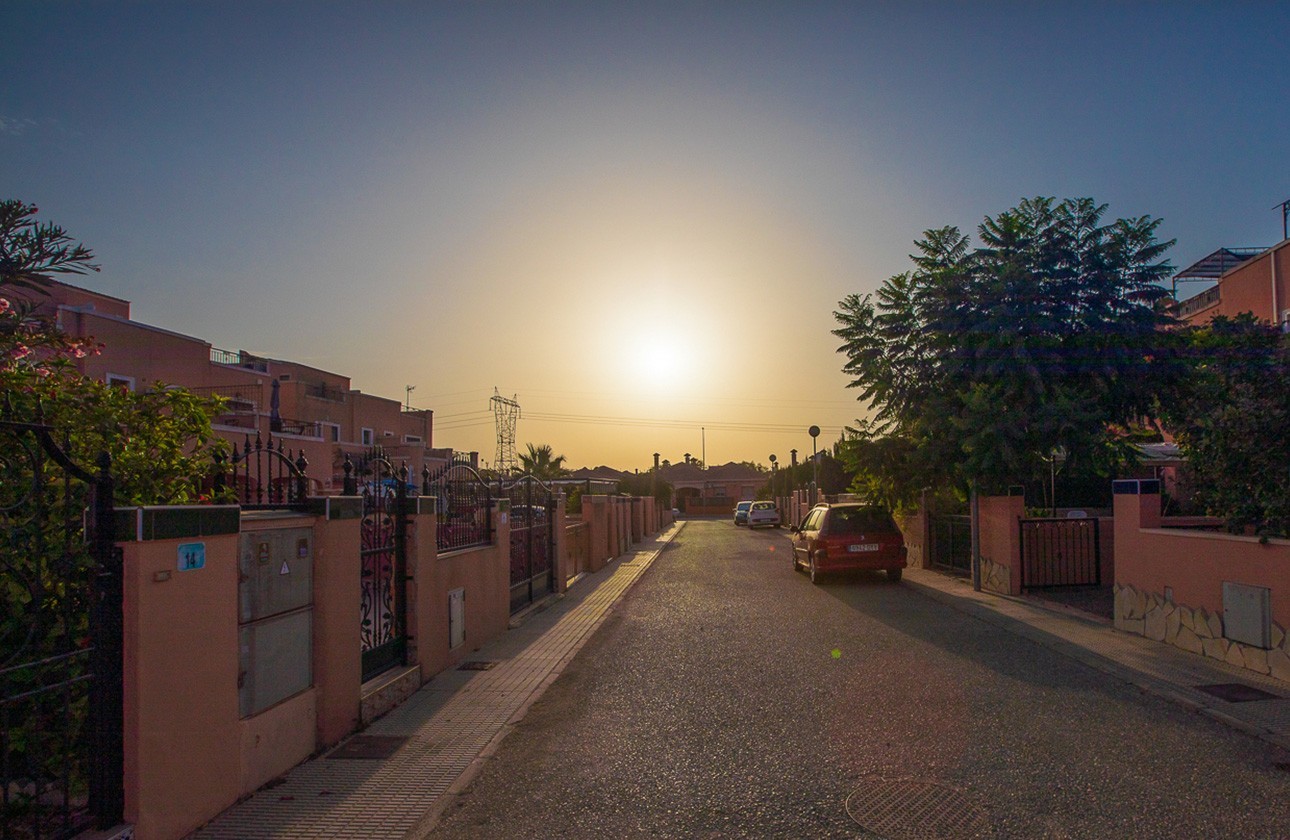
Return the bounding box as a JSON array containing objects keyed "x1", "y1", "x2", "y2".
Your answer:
[{"x1": 427, "y1": 519, "x2": 1290, "y2": 839}]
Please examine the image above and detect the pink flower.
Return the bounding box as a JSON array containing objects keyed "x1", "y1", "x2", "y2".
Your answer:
[
  {"x1": 0, "y1": 298, "x2": 10, "y2": 315},
  {"x1": 9, "y1": 344, "x2": 30, "y2": 360},
  {"x1": 72, "y1": 345, "x2": 88, "y2": 358}
]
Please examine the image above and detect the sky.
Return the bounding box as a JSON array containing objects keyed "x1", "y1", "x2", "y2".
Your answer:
[{"x1": 4, "y1": 1, "x2": 1290, "y2": 471}]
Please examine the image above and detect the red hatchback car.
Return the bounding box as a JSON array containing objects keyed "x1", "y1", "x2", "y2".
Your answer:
[{"x1": 790, "y1": 503, "x2": 907, "y2": 584}]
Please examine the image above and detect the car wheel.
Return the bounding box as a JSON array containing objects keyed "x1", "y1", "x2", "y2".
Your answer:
[
  {"x1": 887, "y1": 568, "x2": 903, "y2": 583},
  {"x1": 809, "y1": 556, "x2": 821, "y2": 585}
]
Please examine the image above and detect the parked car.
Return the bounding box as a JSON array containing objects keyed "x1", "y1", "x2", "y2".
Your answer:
[
  {"x1": 789, "y1": 502, "x2": 906, "y2": 584},
  {"x1": 747, "y1": 500, "x2": 781, "y2": 528},
  {"x1": 733, "y1": 500, "x2": 752, "y2": 525}
]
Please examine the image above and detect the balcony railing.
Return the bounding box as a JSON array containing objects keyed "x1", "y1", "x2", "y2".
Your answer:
[
  {"x1": 303, "y1": 382, "x2": 347, "y2": 403},
  {"x1": 209, "y1": 347, "x2": 269, "y2": 372},
  {"x1": 186, "y1": 384, "x2": 262, "y2": 418},
  {"x1": 1174, "y1": 285, "x2": 1221, "y2": 319}
]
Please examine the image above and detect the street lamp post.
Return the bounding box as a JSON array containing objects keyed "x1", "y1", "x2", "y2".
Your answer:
[
  {"x1": 790, "y1": 449, "x2": 798, "y2": 526},
  {"x1": 808, "y1": 425, "x2": 820, "y2": 506},
  {"x1": 768, "y1": 454, "x2": 778, "y2": 509}
]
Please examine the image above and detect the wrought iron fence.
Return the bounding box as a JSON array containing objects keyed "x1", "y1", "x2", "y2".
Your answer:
[
  {"x1": 215, "y1": 432, "x2": 311, "y2": 507},
  {"x1": 1, "y1": 414, "x2": 123, "y2": 839},
  {"x1": 423, "y1": 464, "x2": 492, "y2": 552}
]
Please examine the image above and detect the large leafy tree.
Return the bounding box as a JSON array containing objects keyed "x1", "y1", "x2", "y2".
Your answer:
[
  {"x1": 834, "y1": 197, "x2": 1177, "y2": 505},
  {"x1": 1160, "y1": 315, "x2": 1290, "y2": 536}
]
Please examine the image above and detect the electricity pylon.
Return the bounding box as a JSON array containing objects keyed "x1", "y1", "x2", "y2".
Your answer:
[{"x1": 491, "y1": 388, "x2": 520, "y2": 475}]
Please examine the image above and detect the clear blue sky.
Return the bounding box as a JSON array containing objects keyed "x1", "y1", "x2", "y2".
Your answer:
[{"x1": 4, "y1": 2, "x2": 1288, "y2": 468}]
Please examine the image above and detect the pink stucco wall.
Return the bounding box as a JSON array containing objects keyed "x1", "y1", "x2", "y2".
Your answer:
[
  {"x1": 979, "y1": 495, "x2": 1024, "y2": 595},
  {"x1": 1114, "y1": 491, "x2": 1290, "y2": 628},
  {"x1": 122, "y1": 530, "x2": 241, "y2": 840},
  {"x1": 409, "y1": 501, "x2": 511, "y2": 679}
]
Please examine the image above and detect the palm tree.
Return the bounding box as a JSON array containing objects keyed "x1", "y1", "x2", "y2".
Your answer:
[{"x1": 518, "y1": 443, "x2": 569, "y2": 480}]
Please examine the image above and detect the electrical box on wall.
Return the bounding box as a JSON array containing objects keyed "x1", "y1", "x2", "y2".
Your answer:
[
  {"x1": 239, "y1": 529, "x2": 313, "y2": 623},
  {"x1": 1223, "y1": 581, "x2": 1271, "y2": 649},
  {"x1": 238, "y1": 528, "x2": 315, "y2": 718},
  {"x1": 449, "y1": 588, "x2": 465, "y2": 649}
]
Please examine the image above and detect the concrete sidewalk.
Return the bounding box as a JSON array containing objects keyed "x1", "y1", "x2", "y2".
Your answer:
[
  {"x1": 903, "y1": 566, "x2": 1290, "y2": 753},
  {"x1": 190, "y1": 523, "x2": 685, "y2": 840},
  {"x1": 191, "y1": 527, "x2": 1290, "y2": 839}
]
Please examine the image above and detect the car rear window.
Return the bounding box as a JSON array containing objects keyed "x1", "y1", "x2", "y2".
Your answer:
[
  {"x1": 826, "y1": 507, "x2": 897, "y2": 534},
  {"x1": 751, "y1": 502, "x2": 775, "y2": 510}
]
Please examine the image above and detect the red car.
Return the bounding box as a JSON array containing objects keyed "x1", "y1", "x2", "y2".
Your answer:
[{"x1": 789, "y1": 503, "x2": 907, "y2": 584}]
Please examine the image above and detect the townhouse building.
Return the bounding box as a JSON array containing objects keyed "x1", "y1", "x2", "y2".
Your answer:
[{"x1": 22, "y1": 280, "x2": 461, "y2": 492}]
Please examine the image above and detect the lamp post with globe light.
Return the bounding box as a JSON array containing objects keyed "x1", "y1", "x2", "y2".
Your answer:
[{"x1": 808, "y1": 425, "x2": 820, "y2": 506}]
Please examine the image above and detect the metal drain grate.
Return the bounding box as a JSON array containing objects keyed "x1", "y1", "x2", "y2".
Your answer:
[
  {"x1": 458, "y1": 660, "x2": 499, "y2": 671},
  {"x1": 327, "y1": 735, "x2": 408, "y2": 760},
  {"x1": 1195, "y1": 683, "x2": 1281, "y2": 703},
  {"x1": 846, "y1": 778, "x2": 990, "y2": 839}
]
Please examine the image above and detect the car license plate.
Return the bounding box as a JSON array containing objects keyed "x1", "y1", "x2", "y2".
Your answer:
[{"x1": 850, "y1": 543, "x2": 879, "y2": 552}]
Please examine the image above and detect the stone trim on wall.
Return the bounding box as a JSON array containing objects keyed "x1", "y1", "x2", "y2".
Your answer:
[
  {"x1": 980, "y1": 556, "x2": 1009, "y2": 595},
  {"x1": 1114, "y1": 583, "x2": 1290, "y2": 682}
]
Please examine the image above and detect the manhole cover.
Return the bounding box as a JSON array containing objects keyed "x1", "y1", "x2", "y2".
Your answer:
[
  {"x1": 846, "y1": 778, "x2": 990, "y2": 839},
  {"x1": 327, "y1": 735, "x2": 408, "y2": 760},
  {"x1": 1195, "y1": 683, "x2": 1281, "y2": 703},
  {"x1": 458, "y1": 660, "x2": 498, "y2": 671}
]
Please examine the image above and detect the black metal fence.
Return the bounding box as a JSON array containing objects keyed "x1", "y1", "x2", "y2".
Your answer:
[
  {"x1": 930, "y1": 514, "x2": 972, "y2": 573},
  {"x1": 216, "y1": 432, "x2": 310, "y2": 508},
  {"x1": 423, "y1": 464, "x2": 492, "y2": 552},
  {"x1": 498, "y1": 476, "x2": 555, "y2": 613},
  {"x1": 1, "y1": 414, "x2": 123, "y2": 839}
]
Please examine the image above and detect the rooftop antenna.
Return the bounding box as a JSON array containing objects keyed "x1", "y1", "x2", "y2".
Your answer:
[
  {"x1": 1276, "y1": 198, "x2": 1290, "y2": 241},
  {"x1": 490, "y1": 388, "x2": 521, "y2": 475},
  {"x1": 404, "y1": 384, "x2": 415, "y2": 411}
]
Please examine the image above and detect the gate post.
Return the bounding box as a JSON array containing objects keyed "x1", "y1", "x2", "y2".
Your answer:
[{"x1": 89, "y1": 451, "x2": 125, "y2": 828}]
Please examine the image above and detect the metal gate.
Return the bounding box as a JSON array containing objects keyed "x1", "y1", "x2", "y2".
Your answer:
[
  {"x1": 502, "y1": 476, "x2": 555, "y2": 614},
  {"x1": 1020, "y1": 517, "x2": 1101, "y2": 588},
  {"x1": 929, "y1": 514, "x2": 971, "y2": 573},
  {"x1": 1, "y1": 415, "x2": 123, "y2": 838},
  {"x1": 346, "y1": 450, "x2": 409, "y2": 682}
]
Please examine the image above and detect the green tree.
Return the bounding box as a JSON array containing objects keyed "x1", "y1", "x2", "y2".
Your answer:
[
  {"x1": 518, "y1": 443, "x2": 569, "y2": 480},
  {"x1": 617, "y1": 472, "x2": 673, "y2": 507},
  {"x1": 1159, "y1": 315, "x2": 1290, "y2": 536},
  {"x1": 1, "y1": 202, "x2": 226, "y2": 812},
  {"x1": 0, "y1": 200, "x2": 99, "y2": 292},
  {"x1": 834, "y1": 197, "x2": 1177, "y2": 505}
]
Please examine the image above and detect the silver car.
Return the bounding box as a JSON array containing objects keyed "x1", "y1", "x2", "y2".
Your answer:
[{"x1": 747, "y1": 500, "x2": 781, "y2": 529}]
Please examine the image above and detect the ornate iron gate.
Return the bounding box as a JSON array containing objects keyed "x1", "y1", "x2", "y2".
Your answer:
[
  {"x1": 0, "y1": 415, "x2": 123, "y2": 838},
  {"x1": 346, "y1": 450, "x2": 409, "y2": 682},
  {"x1": 1020, "y1": 517, "x2": 1101, "y2": 588},
  {"x1": 502, "y1": 476, "x2": 555, "y2": 614}
]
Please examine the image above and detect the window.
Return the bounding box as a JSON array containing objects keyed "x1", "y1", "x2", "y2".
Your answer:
[
  {"x1": 106, "y1": 373, "x2": 134, "y2": 391},
  {"x1": 321, "y1": 422, "x2": 340, "y2": 443},
  {"x1": 403, "y1": 434, "x2": 423, "y2": 444},
  {"x1": 361, "y1": 427, "x2": 374, "y2": 446}
]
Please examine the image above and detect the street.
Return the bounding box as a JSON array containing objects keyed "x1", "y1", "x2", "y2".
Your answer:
[{"x1": 427, "y1": 519, "x2": 1290, "y2": 839}]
